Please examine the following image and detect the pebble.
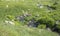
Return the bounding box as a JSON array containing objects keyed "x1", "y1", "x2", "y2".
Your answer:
[{"x1": 5, "y1": 20, "x2": 15, "y2": 25}]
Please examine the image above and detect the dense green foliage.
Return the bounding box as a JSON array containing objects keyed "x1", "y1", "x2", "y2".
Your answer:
[{"x1": 0, "y1": 0, "x2": 60, "y2": 36}]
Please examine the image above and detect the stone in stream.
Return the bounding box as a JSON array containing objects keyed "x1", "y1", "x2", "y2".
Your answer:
[
  {"x1": 27, "y1": 18, "x2": 40, "y2": 27},
  {"x1": 27, "y1": 18, "x2": 36, "y2": 27}
]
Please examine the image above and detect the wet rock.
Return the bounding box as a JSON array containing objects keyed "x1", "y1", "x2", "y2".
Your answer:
[
  {"x1": 28, "y1": 18, "x2": 40, "y2": 27},
  {"x1": 27, "y1": 18, "x2": 36, "y2": 27},
  {"x1": 28, "y1": 21, "x2": 35, "y2": 27}
]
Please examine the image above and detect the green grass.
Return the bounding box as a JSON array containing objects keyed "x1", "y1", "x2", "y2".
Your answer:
[
  {"x1": 0, "y1": 23, "x2": 59, "y2": 36},
  {"x1": 0, "y1": 0, "x2": 60, "y2": 36}
]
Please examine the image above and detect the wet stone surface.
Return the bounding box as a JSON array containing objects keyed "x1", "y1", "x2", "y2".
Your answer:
[
  {"x1": 27, "y1": 18, "x2": 40, "y2": 27},
  {"x1": 15, "y1": 13, "x2": 31, "y2": 22},
  {"x1": 27, "y1": 18, "x2": 36, "y2": 27}
]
